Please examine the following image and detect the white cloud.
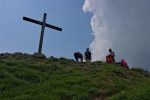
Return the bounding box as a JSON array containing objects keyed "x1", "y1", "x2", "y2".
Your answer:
[
  {"x1": 83, "y1": 0, "x2": 150, "y2": 71},
  {"x1": 83, "y1": 0, "x2": 112, "y2": 61}
]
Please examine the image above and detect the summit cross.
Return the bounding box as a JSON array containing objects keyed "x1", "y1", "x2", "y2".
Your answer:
[{"x1": 23, "y1": 13, "x2": 62, "y2": 54}]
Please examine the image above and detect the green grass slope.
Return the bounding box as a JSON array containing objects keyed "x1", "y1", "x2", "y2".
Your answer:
[{"x1": 0, "y1": 53, "x2": 150, "y2": 100}]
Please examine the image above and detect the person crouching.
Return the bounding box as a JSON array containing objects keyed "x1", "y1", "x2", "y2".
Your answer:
[
  {"x1": 106, "y1": 48, "x2": 115, "y2": 63},
  {"x1": 74, "y1": 52, "x2": 83, "y2": 62}
]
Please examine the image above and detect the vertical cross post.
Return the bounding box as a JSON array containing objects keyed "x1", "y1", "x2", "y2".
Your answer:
[{"x1": 38, "y1": 13, "x2": 47, "y2": 54}]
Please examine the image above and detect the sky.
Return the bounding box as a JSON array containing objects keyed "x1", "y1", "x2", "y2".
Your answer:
[
  {"x1": 0, "y1": 0, "x2": 92, "y2": 58},
  {"x1": 0, "y1": 0, "x2": 150, "y2": 71}
]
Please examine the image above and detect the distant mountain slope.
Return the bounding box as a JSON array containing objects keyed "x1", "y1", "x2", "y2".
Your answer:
[{"x1": 0, "y1": 53, "x2": 149, "y2": 100}]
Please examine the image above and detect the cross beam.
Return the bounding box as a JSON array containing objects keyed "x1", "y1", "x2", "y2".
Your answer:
[
  {"x1": 23, "y1": 13, "x2": 62, "y2": 54},
  {"x1": 23, "y1": 17, "x2": 62, "y2": 31}
]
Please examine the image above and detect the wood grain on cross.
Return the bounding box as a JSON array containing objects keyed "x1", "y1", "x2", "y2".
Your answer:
[{"x1": 23, "y1": 13, "x2": 62, "y2": 54}]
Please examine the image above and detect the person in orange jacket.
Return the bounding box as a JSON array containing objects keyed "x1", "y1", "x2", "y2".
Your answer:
[{"x1": 106, "y1": 48, "x2": 115, "y2": 63}]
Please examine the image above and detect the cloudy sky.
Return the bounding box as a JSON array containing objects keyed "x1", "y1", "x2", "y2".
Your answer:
[
  {"x1": 0, "y1": 0, "x2": 150, "y2": 70},
  {"x1": 83, "y1": 0, "x2": 150, "y2": 70}
]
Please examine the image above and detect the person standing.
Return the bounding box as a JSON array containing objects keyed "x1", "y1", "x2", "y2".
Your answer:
[{"x1": 84, "y1": 48, "x2": 92, "y2": 62}]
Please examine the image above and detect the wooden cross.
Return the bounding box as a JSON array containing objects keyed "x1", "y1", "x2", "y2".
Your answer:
[{"x1": 23, "y1": 13, "x2": 62, "y2": 54}]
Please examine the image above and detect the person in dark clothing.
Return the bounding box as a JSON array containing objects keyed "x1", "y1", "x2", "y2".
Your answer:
[
  {"x1": 74, "y1": 52, "x2": 83, "y2": 62},
  {"x1": 84, "y1": 48, "x2": 92, "y2": 62}
]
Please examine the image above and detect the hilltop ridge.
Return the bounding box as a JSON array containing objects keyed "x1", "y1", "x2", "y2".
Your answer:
[{"x1": 0, "y1": 53, "x2": 150, "y2": 100}]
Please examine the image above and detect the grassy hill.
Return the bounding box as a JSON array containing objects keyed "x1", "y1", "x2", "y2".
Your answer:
[{"x1": 0, "y1": 53, "x2": 150, "y2": 100}]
